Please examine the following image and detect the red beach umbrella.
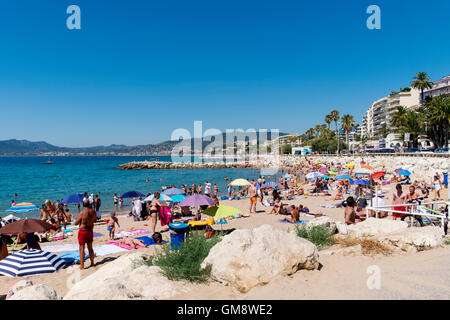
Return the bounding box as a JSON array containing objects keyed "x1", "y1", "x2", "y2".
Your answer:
[{"x1": 372, "y1": 172, "x2": 385, "y2": 180}]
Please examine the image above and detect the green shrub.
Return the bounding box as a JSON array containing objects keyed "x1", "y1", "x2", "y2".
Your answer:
[
  {"x1": 295, "y1": 225, "x2": 335, "y2": 250},
  {"x1": 144, "y1": 232, "x2": 222, "y2": 283}
]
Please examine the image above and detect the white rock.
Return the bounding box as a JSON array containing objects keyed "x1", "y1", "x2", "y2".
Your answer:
[
  {"x1": 10, "y1": 284, "x2": 60, "y2": 300},
  {"x1": 377, "y1": 226, "x2": 445, "y2": 252},
  {"x1": 347, "y1": 218, "x2": 408, "y2": 238},
  {"x1": 201, "y1": 224, "x2": 319, "y2": 293},
  {"x1": 64, "y1": 252, "x2": 186, "y2": 300},
  {"x1": 306, "y1": 216, "x2": 337, "y2": 234},
  {"x1": 336, "y1": 221, "x2": 348, "y2": 235}
]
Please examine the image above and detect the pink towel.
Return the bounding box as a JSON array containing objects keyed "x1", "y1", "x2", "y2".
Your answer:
[
  {"x1": 159, "y1": 207, "x2": 173, "y2": 227},
  {"x1": 106, "y1": 241, "x2": 144, "y2": 250}
]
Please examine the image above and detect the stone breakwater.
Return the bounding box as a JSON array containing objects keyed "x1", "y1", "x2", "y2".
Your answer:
[{"x1": 117, "y1": 161, "x2": 257, "y2": 170}]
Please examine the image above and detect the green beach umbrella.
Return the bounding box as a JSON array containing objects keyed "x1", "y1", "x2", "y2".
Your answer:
[{"x1": 203, "y1": 205, "x2": 241, "y2": 219}]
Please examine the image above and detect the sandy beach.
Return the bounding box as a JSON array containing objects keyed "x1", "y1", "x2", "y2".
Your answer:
[{"x1": 1, "y1": 170, "x2": 448, "y2": 299}]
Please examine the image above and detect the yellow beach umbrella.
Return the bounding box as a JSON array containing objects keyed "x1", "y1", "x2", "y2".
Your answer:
[
  {"x1": 346, "y1": 163, "x2": 355, "y2": 169},
  {"x1": 315, "y1": 161, "x2": 322, "y2": 165},
  {"x1": 203, "y1": 205, "x2": 241, "y2": 219},
  {"x1": 230, "y1": 178, "x2": 251, "y2": 186},
  {"x1": 328, "y1": 171, "x2": 338, "y2": 175}
]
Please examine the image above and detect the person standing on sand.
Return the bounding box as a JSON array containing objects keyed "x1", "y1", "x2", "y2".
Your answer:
[
  {"x1": 94, "y1": 194, "x2": 101, "y2": 220},
  {"x1": 433, "y1": 175, "x2": 442, "y2": 201},
  {"x1": 392, "y1": 184, "x2": 407, "y2": 220},
  {"x1": 149, "y1": 192, "x2": 161, "y2": 234},
  {"x1": 248, "y1": 181, "x2": 257, "y2": 214},
  {"x1": 75, "y1": 200, "x2": 97, "y2": 270}
]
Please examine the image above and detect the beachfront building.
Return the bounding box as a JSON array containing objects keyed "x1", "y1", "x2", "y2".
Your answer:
[
  {"x1": 422, "y1": 75, "x2": 450, "y2": 105},
  {"x1": 362, "y1": 88, "x2": 420, "y2": 139}
]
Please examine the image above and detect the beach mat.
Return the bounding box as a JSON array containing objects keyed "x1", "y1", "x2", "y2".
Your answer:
[
  {"x1": 278, "y1": 220, "x2": 308, "y2": 225},
  {"x1": 58, "y1": 244, "x2": 128, "y2": 264},
  {"x1": 41, "y1": 243, "x2": 79, "y2": 253},
  {"x1": 135, "y1": 236, "x2": 168, "y2": 245},
  {"x1": 93, "y1": 232, "x2": 104, "y2": 238},
  {"x1": 114, "y1": 229, "x2": 150, "y2": 238}
]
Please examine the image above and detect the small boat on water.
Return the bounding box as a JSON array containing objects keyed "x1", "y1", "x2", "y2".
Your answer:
[{"x1": 42, "y1": 159, "x2": 53, "y2": 164}]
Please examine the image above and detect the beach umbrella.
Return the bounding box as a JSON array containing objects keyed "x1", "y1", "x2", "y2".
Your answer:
[
  {"x1": 283, "y1": 174, "x2": 294, "y2": 179},
  {"x1": 335, "y1": 174, "x2": 351, "y2": 180},
  {"x1": 372, "y1": 172, "x2": 385, "y2": 179},
  {"x1": 5, "y1": 203, "x2": 38, "y2": 214},
  {"x1": 362, "y1": 165, "x2": 374, "y2": 170},
  {"x1": 179, "y1": 194, "x2": 216, "y2": 207},
  {"x1": 144, "y1": 194, "x2": 173, "y2": 202},
  {"x1": 0, "y1": 219, "x2": 54, "y2": 235},
  {"x1": 346, "y1": 163, "x2": 355, "y2": 169},
  {"x1": 315, "y1": 161, "x2": 322, "y2": 165},
  {"x1": 170, "y1": 194, "x2": 186, "y2": 202},
  {"x1": 321, "y1": 175, "x2": 330, "y2": 179},
  {"x1": 120, "y1": 191, "x2": 145, "y2": 199},
  {"x1": 162, "y1": 188, "x2": 185, "y2": 196},
  {"x1": 0, "y1": 249, "x2": 66, "y2": 277},
  {"x1": 229, "y1": 179, "x2": 251, "y2": 186},
  {"x1": 305, "y1": 172, "x2": 323, "y2": 180},
  {"x1": 394, "y1": 168, "x2": 403, "y2": 172},
  {"x1": 203, "y1": 205, "x2": 241, "y2": 220},
  {"x1": 353, "y1": 179, "x2": 370, "y2": 185},
  {"x1": 355, "y1": 168, "x2": 374, "y2": 175},
  {"x1": 328, "y1": 171, "x2": 338, "y2": 175},
  {"x1": 61, "y1": 193, "x2": 84, "y2": 204},
  {"x1": 261, "y1": 182, "x2": 282, "y2": 188},
  {"x1": 397, "y1": 170, "x2": 411, "y2": 176},
  {"x1": 319, "y1": 166, "x2": 328, "y2": 170}
]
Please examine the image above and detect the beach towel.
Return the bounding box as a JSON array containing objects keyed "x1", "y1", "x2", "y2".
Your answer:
[
  {"x1": 159, "y1": 206, "x2": 173, "y2": 227},
  {"x1": 41, "y1": 243, "x2": 79, "y2": 253},
  {"x1": 106, "y1": 241, "x2": 145, "y2": 250},
  {"x1": 93, "y1": 244, "x2": 128, "y2": 256},
  {"x1": 58, "y1": 251, "x2": 88, "y2": 264},
  {"x1": 93, "y1": 232, "x2": 104, "y2": 238},
  {"x1": 135, "y1": 236, "x2": 168, "y2": 245},
  {"x1": 114, "y1": 229, "x2": 150, "y2": 238},
  {"x1": 278, "y1": 220, "x2": 308, "y2": 225}
]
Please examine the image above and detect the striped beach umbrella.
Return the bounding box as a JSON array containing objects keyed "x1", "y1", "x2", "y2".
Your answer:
[
  {"x1": 144, "y1": 194, "x2": 173, "y2": 202},
  {"x1": 0, "y1": 249, "x2": 66, "y2": 277},
  {"x1": 5, "y1": 203, "x2": 39, "y2": 214}
]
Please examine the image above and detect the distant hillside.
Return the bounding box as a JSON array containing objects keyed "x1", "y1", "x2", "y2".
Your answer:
[{"x1": 0, "y1": 131, "x2": 289, "y2": 155}]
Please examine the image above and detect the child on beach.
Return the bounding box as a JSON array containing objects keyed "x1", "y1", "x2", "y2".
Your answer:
[{"x1": 107, "y1": 212, "x2": 120, "y2": 240}]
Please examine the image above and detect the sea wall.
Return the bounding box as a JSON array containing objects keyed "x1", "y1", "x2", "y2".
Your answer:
[{"x1": 117, "y1": 161, "x2": 256, "y2": 170}]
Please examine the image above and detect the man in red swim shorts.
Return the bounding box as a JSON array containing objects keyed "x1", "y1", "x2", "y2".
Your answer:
[{"x1": 75, "y1": 200, "x2": 97, "y2": 270}]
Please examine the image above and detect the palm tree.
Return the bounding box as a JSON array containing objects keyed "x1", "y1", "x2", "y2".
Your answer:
[
  {"x1": 330, "y1": 110, "x2": 340, "y2": 153},
  {"x1": 411, "y1": 72, "x2": 433, "y2": 104},
  {"x1": 341, "y1": 114, "x2": 355, "y2": 148},
  {"x1": 305, "y1": 128, "x2": 315, "y2": 139},
  {"x1": 324, "y1": 114, "x2": 333, "y2": 130},
  {"x1": 424, "y1": 95, "x2": 450, "y2": 148},
  {"x1": 391, "y1": 106, "x2": 408, "y2": 132},
  {"x1": 314, "y1": 125, "x2": 321, "y2": 137},
  {"x1": 404, "y1": 110, "x2": 424, "y2": 147}
]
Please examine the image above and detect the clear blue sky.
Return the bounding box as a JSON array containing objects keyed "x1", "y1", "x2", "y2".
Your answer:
[{"x1": 0, "y1": 0, "x2": 449, "y2": 147}]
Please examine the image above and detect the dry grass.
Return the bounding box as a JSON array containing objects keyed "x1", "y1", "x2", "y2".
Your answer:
[{"x1": 334, "y1": 237, "x2": 393, "y2": 256}]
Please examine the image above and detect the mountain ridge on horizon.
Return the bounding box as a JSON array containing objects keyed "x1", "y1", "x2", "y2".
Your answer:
[{"x1": 0, "y1": 131, "x2": 290, "y2": 155}]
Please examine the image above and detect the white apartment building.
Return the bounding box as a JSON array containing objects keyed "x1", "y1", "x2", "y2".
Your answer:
[
  {"x1": 422, "y1": 75, "x2": 450, "y2": 104},
  {"x1": 362, "y1": 88, "x2": 420, "y2": 138}
]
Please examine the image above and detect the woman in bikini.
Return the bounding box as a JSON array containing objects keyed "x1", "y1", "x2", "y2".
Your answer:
[
  {"x1": 149, "y1": 192, "x2": 161, "y2": 234},
  {"x1": 392, "y1": 184, "x2": 407, "y2": 220},
  {"x1": 344, "y1": 196, "x2": 357, "y2": 225}
]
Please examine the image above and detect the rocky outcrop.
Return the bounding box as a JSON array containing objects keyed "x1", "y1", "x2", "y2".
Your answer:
[
  {"x1": 377, "y1": 226, "x2": 445, "y2": 252},
  {"x1": 347, "y1": 218, "x2": 408, "y2": 238},
  {"x1": 64, "y1": 253, "x2": 187, "y2": 300},
  {"x1": 9, "y1": 284, "x2": 61, "y2": 300},
  {"x1": 118, "y1": 161, "x2": 256, "y2": 170},
  {"x1": 306, "y1": 216, "x2": 337, "y2": 234},
  {"x1": 201, "y1": 224, "x2": 319, "y2": 293}
]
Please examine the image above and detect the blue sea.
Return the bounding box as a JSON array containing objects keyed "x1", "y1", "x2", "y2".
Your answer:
[{"x1": 0, "y1": 156, "x2": 261, "y2": 218}]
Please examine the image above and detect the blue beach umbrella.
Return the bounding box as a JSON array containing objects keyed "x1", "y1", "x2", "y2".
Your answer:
[
  {"x1": 170, "y1": 194, "x2": 186, "y2": 202},
  {"x1": 397, "y1": 170, "x2": 411, "y2": 176},
  {"x1": 144, "y1": 194, "x2": 173, "y2": 202},
  {"x1": 162, "y1": 188, "x2": 185, "y2": 196},
  {"x1": 335, "y1": 175, "x2": 352, "y2": 180},
  {"x1": 321, "y1": 175, "x2": 330, "y2": 179},
  {"x1": 61, "y1": 193, "x2": 84, "y2": 204},
  {"x1": 0, "y1": 249, "x2": 66, "y2": 277},
  {"x1": 6, "y1": 203, "x2": 39, "y2": 214},
  {"x1": 261, "y1": 182, "x2": 282, "y2": 188},
  {"x1": 353, "y1": 179, "x2": 370, "y2": 185},
  {"x1": 120, "y1": 191, "x2": 145, "y2": 199}
]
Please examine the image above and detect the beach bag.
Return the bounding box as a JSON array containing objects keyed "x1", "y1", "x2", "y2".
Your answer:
[{"x1": 152, "y1": 232, "x2": 162, "y2": 244}]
